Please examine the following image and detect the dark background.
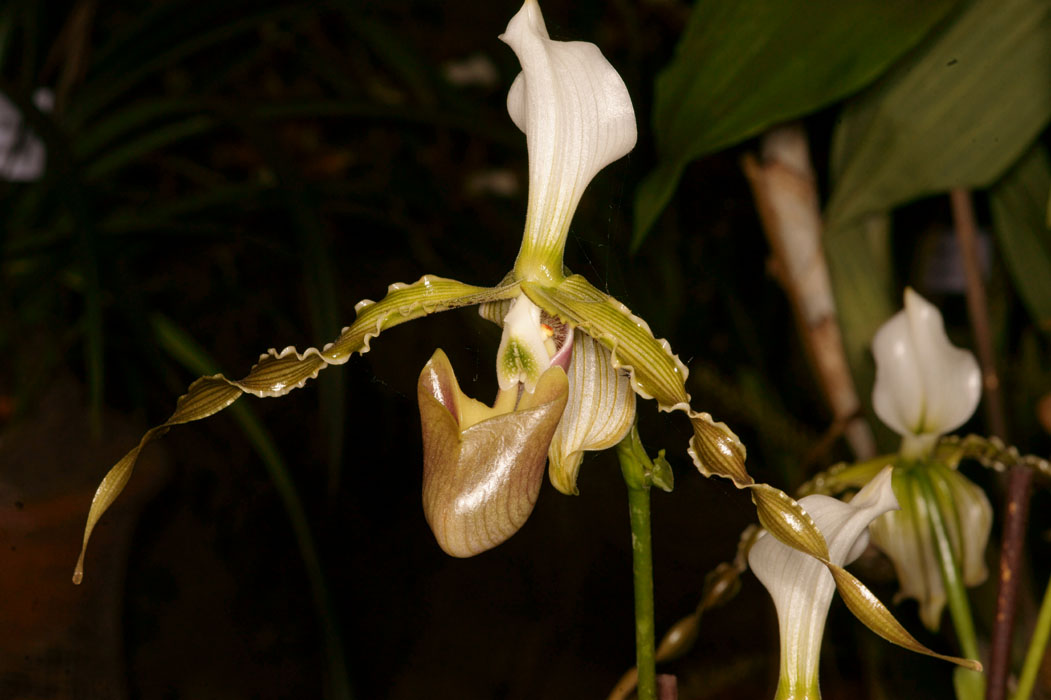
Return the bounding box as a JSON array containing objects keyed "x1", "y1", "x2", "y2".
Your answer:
[{"x1": 1, "y1": 1, "x2": 1047, "y2": 698}]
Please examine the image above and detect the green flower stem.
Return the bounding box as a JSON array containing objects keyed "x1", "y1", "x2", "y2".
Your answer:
[
  {"x1": 915, "y1": 468, "x2": 982, "y2": 697},
  {"x1": 1012, "y1": 573, "x2": 1051, "y2": 700},
  {"x1": 617, "y1": 426, "x2": 657, "y2": 700}
]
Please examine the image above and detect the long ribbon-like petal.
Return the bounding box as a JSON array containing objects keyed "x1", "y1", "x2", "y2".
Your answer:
[
  {"x1": 749, "y1": 467, "x2": 900, "y2": 697},
  {"x1": 74, "y1": 277, "x2": 519, "y2": 583},
  {"x1": 747, "y1": 479, "x2": 982, "y2": 674}
]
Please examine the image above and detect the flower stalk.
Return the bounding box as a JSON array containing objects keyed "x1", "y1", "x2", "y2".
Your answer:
[
  {"x1": 1013, "y1": 572, "x2": 1051, "y2": 700},
  {"x1": 914, "y1": 466, "x2": 983, "y2": 699},
  {"x1": 617, "y1": 425, "x2": 659, "y2": 700}
]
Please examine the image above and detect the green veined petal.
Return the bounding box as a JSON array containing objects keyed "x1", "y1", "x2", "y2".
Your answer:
[
  {"x1": 522, "y1": 275, "x2": 752, "y2": 487},
  {"x1": 521, "y1": 275, "x2": 689, "y2": 409},
  {"x1": 74, "y1": 275, "x2": 519, "y2": 583},
  {"x1": 829, "y1": 563, "x2": 982, "y2": 672}
]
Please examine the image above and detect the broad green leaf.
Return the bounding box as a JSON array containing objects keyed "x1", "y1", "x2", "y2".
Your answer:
[
  {"x1": 75, "y1": 276, "x2": 517, "y2": 583},
  {"x1": 825, "y1": 0, "x2": 1051, "y2": 409},
  {"x1": 990, "y1": 144, "x2": 1051, "y2": 334},
  {"x1": 827, "y1": 0, "x2": 1051, "y2": 226},
  {"x1": 633, "y1": 0, "x2": 960, "y2": 247}
]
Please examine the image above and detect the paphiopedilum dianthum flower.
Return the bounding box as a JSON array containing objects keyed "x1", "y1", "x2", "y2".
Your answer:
[
  {"x1": 74, "y1": 0, "x2": 750, "y2": 575},
  {"x1": 867, "y1": 288, "x2": 992, "y2": 631},
  {"x1": 65, "y1": 6, "x2": 980, "y2": 676}
]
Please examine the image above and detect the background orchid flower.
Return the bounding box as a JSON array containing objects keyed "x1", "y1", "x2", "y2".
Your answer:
[
  {"x1": 749, "y1": 467, "x2": 899, "y2": 700},
  {"x1": 872, "y1": 287, "x2": 982, "y2": 460},
  {"x1": 73, "y1": 0, "x2": 750, "y2": 582},
  {"x1": 866, "y1": 288, "x2": 992, "y2": 631}
]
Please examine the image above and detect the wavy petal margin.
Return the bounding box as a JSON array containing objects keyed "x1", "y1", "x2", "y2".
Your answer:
[
  {"x1": 73, "y1": 276, "x2": 519, "y2": 583},
  {"x1": 522, "y1": 275, "x2": 752, "y2": 487}
]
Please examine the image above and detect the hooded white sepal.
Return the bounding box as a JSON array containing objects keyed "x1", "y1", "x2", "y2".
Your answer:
[
  {"x1": 500, "y1": 0, "x2": 637, "y2": 280},
  {"x1": 872, "y1": 288, "x2": 981, "y2": 459},
  {"x1": 748, "y1": 466, "x2": 899, "y2": 699},
  {"x1": 548, "y1": 332, "x2": 636, "y2": 494}
]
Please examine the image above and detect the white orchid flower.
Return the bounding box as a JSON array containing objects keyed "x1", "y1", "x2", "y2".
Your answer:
[
  {"x1": 871, "y1": 288, "x2": 982, "y2": 459},
  {"x1": 75, "y1": 0, "x2": 754, "y2": 580},
  {"x1": 748, "y1": 467, "x2": 899, "y2": 699},
  {"x1": 867, "y1": 288, "x2": 991, "y2": 630}
]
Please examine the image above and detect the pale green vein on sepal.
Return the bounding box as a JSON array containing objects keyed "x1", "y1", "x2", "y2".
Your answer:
[{"x1": 521, "y1": 276, "x2": 753, "y2": 488}]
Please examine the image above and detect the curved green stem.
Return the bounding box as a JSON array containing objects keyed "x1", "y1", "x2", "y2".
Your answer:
[
  {"x1": 915, "y1": 468, "x2": 982, "y2": 699},
  {"x1": 617, "y1": 426, "x2": 657, "y2": 700},
  {"x1": 1012, "y1": 573, "x2": 1051, "y2": 700}
]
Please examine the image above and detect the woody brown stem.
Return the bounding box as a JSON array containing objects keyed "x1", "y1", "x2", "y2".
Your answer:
[
  {"x1": 988, "y1": 466, "x2": 1035, "y2": 700},
  {"x1": 950, "y1": 187, "x2": 1026, "y2": 700},
  {"x1": 950, "y1": 189, "x2": 1007, "y2": 438},
  {"x1": 743, "y1": 123, "x2": 875, "y2": 461}
]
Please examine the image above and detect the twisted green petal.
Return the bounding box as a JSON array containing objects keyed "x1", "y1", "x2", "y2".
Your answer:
[
  {"x1": 521, "y1": 275, "x2": 752, "y2": 487},
  {"x1": 74, "y1": 276, "x2": 519, "y2": 583}
]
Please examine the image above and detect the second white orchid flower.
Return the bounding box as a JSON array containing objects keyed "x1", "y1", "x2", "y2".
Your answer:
[
  {"x1": 867, "y1": 288, "x2": 992, "y2": 631},
  {"x1": 871, "y1": 287, "x2": 982, "y2": 460}
]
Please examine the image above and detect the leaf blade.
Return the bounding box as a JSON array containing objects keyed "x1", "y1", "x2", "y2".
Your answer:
[{"x1": 634, "y1": 0, "x2": 961, "y2": 246}]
